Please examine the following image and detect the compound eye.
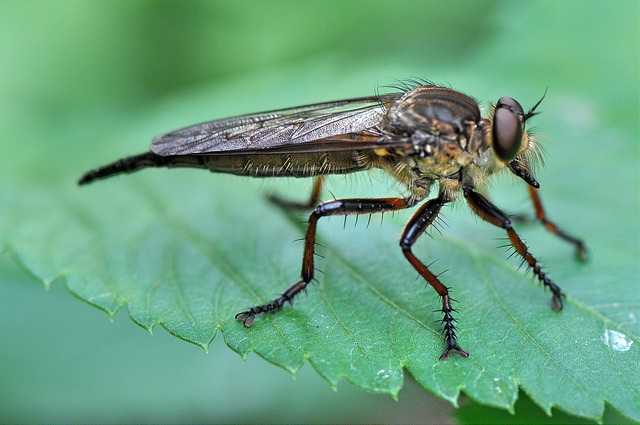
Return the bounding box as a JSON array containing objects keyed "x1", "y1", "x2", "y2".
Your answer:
[{"x1": 493, "y1": 97, "x2": 524, "y2": 162}]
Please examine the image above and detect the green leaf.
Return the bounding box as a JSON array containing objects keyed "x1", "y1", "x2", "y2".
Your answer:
[
  {"x1": 3, "y1": 85, "x2": 639, "y2": 423},
  {"x1": 1, "y1": 1, "x2": 638, "y2": 423}
]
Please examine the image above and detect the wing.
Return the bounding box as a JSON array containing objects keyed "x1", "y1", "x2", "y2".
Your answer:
[{"x1": 150, "y1": 93, "x2": 410, "y2": 156}]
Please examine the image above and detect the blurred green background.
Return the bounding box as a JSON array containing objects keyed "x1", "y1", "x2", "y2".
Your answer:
[{"x1": 0, "y1": 0, "x2": 637, "y2": 423}]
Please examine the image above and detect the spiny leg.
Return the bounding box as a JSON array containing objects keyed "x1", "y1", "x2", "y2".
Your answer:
[
  {"x1": 400, "y1": 195, "x2": 469, "y2": 360},
  {"x1": 268, "y1": 176, "x2": 324, "y2": 210},
  {"x1": 527, "y1": 185, "x2": 588, "y2": 262},
  {"x1": 235, "y1": 196, "x2": 411, "y2": 326},
  {"x1": 464, "y1": 187, "x2": 565, "y2": 311}
]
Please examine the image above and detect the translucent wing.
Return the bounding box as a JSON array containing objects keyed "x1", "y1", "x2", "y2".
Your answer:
[{"x1": 150, "y1": 93, "x2": 409, "y2": 156}]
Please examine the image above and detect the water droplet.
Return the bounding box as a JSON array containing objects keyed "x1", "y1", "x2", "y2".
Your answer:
[
  {"x1": 376, "y1": 369, "x2": 392, "y2": 381},
  {"x1": 601, "y1": 329, "x2": 633, "y2": 352},
  {"x1": 493, "y1": 377, "x2": 503, "y2": 393}
]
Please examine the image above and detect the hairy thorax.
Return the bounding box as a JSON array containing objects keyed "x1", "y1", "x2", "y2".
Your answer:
[{"x1": 372, "y1": 86, "x2": 500, "y2": 204}]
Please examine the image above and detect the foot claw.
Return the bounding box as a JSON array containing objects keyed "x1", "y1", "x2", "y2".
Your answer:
[
  {"x1": 439, "y1": 344, "x2": 469, "y2": 360},
  {"x1": 235, "y1": 311, "x2": 256, "y2": 327},
  {"x1": 576, "y1": 246, "x2": 588, "y2": 263},
  {"x1": 551, "y1": 292, "x2": 565, "y2": 311}
]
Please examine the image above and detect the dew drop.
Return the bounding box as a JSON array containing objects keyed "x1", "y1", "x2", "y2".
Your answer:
[
  {"x1": 601, "y1": 329, "x2": 633, "y2": 352},
  {"x1": 493, "y1": 377, "x2": 503, "y2": 394}
]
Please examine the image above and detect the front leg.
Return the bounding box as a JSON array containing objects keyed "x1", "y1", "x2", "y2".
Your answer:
[
  {"x1": 527, "y1": 185, "x2": 588, "y2": 261},
  {"x1": 235, "y1": 196, "x2": 411, "y2": 326},
  {"x1": 464, "y1": 187, "x2": 565, "y2": 311},
  {"x1": 400, "y1": 195, "x2": 469, "y2": 360}
]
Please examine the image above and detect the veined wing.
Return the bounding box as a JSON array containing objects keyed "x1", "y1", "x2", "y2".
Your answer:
[{"x1": 150, "y1": 93, "x2": 409, "y2": 156}]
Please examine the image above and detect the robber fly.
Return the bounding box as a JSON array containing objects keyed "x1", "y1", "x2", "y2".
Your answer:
[{"x1": 79, "y1": 82, "x2": 587, "y2": 360}]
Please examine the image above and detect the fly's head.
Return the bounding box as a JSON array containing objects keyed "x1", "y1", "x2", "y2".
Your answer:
[{"x1": 488, "y1": 92, "x2": 546, "y2": 188}]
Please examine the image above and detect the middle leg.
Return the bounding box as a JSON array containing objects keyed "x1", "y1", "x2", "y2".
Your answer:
[{"x1": 235, "y1": 196, "x2": 412, "y2": 326}]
